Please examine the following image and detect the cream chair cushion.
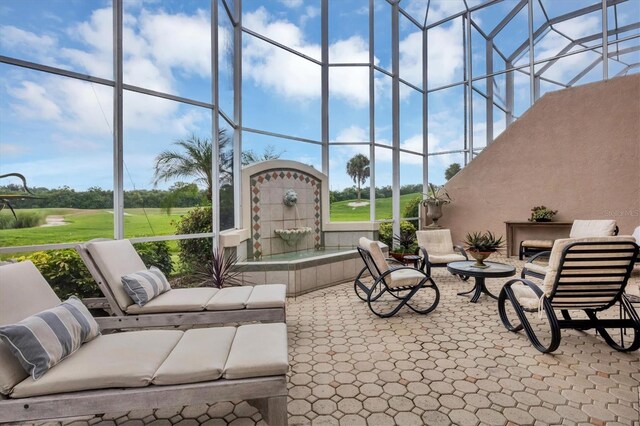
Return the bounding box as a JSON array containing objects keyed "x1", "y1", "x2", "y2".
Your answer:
[
  {"x1": 206, "y1": 287, "x2": 253, "y2": 311},
  {"x1": 428, "y1": 253, "x2": 466, "y2": 264},
  {"x1": 0, "y1": 262, "x2": 61, "y2": 395},
  {"x1": 569, "y1": 220, "x2": 617, "y2": 238},
  {"x1": 153, "y1": 328, "x2": 236, "y2": 385},
  {"x1": 416, "y1": 230, "x2": 454, "y2": 255},
  {"x1": 510, "y1": 283, "x2": 541, "y2": 310},
  {"x1": 246, "y1": 284, "x2": 287, "y2": 309},
  {"x1": 632, "y1": 226, "x2": 640, "y2": 243},
  {"x1": 543, "y1": 236, "x2": 636, "y2": 297},
  {"x1": 85, "y1": 240, "x2": 147, "y2": 310},
  {"x1": 359, "y1": 237, "x2": 389, "y2": 275},
  {"x1": 223, "y1": 323, "x2": 289, "y2": 380},
  {"x1": 388, "y1": 269, "x2": 426, "y2": 288},
  {"x1": 521, "y1": 239, "x2": 554, "y2": 248},
  {"x1": 523, "y1": 262, "x2": 548, "y2": 276},
  {"x1": 11, "y1": 330, "x2": 183, "y2": 398},
  {"x1": 126, "y1": 288, "x2": 219, "y2": 314}
]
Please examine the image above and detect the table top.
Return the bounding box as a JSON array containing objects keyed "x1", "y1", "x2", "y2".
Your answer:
[
  {"x1": 447, "y1": 261, "x2": 516, "y2": 278},
  {"x1": 504, "y1": 221, "x2": 573, "y2": 225}
]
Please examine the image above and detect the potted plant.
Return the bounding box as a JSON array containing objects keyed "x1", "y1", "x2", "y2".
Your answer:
[
  {"x1": 421, "y1": 183, "x2": 451, "y2": 229},
  {"x1": 464, "y1": 231, "x2": 505, "y2": 268},
  {"x1": 528, "y1": 205, "x2": 558, "y2": 222},
  {"x1": 192, "y1": 247, "x2": 245, "y2": 288},
  {"x1": 390, "y1": 228, "x2": 418, "y2": 262}
]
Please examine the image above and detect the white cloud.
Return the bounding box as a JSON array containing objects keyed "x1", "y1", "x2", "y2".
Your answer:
[
  {"x1": 0, "y1": 143, "x2": 28, "y2": 156},
  {"x1": 279, "y1": 0, "x2": 303, "y2": 8},
  {"x1": 7, "y1": 81, "x2": 62, "y2": 121},
  {"x1": 0, "y1": 25, "x2": 58, "y2": 61},
  {"x1": 334, "y1": 125, "x2": 369, "y2": 143},
  {"x1": 426, "y1": 22, "x2": 464, "y2": 87}
]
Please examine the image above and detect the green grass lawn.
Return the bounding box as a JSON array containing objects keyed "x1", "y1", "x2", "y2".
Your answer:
[
  {"x1": 0, "y1": 195, "x2": 421, "y2": 249},
  {"x1": 329, "y1": 193, "x2": 421, "y2": 221},
  {"x1": 0, "y1": 207, "x2": 192, "y2": 248}
]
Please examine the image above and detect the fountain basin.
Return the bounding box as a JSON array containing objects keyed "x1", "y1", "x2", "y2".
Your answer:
[{"x1": 274, "y1": 227, "x2": 312, "y2": 246}]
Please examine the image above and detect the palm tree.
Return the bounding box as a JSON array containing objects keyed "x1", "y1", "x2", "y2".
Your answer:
[
  {"x1": 346, "y1": 154, "x2": 370, "y2": 200},
  {"x1": 153, "y1": 132, "x2": 232, "y2": 201}
]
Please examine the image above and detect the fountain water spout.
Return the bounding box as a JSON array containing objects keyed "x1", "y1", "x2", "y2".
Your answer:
[{"x1": 274, "y1": 189, "x2": 312, "y2": 246}]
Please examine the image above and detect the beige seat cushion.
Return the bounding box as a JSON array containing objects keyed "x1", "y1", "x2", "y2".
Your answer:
[
  {"x1": 0, "y1": 262, "x2": 62, "y2": 395},
  {"x1": 359, "y1": 237, "x2": 389, "y2": 275},
  {"x1": 223, "y1": 323, "x2": 289, "y2": 380},
  {"x1": 11, "y1": 330, "x2": 183, "y2": 398},
  {"x1": 569, "y1": 220, "x2": 617, "y2": 238},
  {"x1": 126, "y1": 288, "x2": 219, "y2": 314},
  {"x1": 510, "y1": 283, "x2": 541, "y2": 310},
  {"x1": 521, "y1": 240, "x2": 554, "y2": 248},
  {"x1": 428, "y1": 253, "x2": 466, "y2": 264},
  {"x1": 206, "y1": 286, "x2": 253, "y2": 311},
  {"x1": 246, "y1": 284, "x2": 287, "y2": 309},
  {"x1": 388, "y1": 269, "x2": 426, "y2": 288},
  {"x1": 524, "y1": 262, "x2": 549, "y2": 276},
  {"x1": 416, "y1": 229, "x2": 455, "y2": 255},
  {"x1": 85, "y1": 240, "x2": 147, "y2": 310},
  {"x1": 153, "y1": 328, "x2": 236, "y2": 385}
]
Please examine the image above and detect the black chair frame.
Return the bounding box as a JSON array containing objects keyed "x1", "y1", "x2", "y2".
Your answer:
[
  {"x1": 498, "y1": 240, "x2": 640, "y2": 353},
  {"x1": 354, "y1": 247, "x2": 440, "y2": 318}
]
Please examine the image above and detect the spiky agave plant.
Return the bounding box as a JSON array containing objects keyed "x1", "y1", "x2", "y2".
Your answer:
[
  {"x1": 392, "y1": 228, "x2": 417, "y2": 254},
  {"x1": 193, "y1": 247, "x2": 246, "y2": 288},
  {"x1": 0, "y1": 173, "x2": 39, "y2": 218},
  {"x1": 464, "y1": 231, "x2": 505, "y2": 253}
]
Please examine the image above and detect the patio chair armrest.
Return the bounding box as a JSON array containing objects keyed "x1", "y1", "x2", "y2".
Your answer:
[
  {"x1": 453, "y1": 245, "x2": 468, "y2": 260},
  {"x1": 503, "y1": 278, "x2": 545, "y2": 298},
  {"x1": 385, "y1": 257, "x2": 404, "y2": 266},
  {"x1": 415, "y1": 246, "x2": 429, "y2": 270},
  {"x1": 525, "y1": 250, "x2": 551, "y2": 263}
]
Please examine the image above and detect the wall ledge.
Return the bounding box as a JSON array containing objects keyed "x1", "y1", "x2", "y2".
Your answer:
[
  {"x1": 220, "y1": 228, "x2": 250, "y2": 248},
  {"x1": 323, "y1": 222, "x2": 381, "y2": 232}
]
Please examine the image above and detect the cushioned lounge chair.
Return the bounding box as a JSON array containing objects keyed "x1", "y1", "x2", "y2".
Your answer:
[
  {"x1": 0, "y1": 261, "x2": 289, "y2": 424},
  {"x1": 498, "y1": 236, "x2": 639, "y2": 353},
  {"x1": 76, "y1": 239, "x2": 286, "y2": 329},
  {"x1": 355, "y1": 237, "x2": 440, "y2": 318},
  {"x1": 415, "y1": 229, "x2": 468, "y2": 279},
  {"x1": 522, "y1": 219, "x2": 619, "y2": 280}
]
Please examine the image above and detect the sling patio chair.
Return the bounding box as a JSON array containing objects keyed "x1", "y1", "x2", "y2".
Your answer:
[
  {"x1": 522, "y1": 219, "x2": 619, "y2": 280},
  {"x1": 0, "y1": 261, "x2": 289, "y2": 425},
  {"x1": 355, "y1": 237, "x2": 440, "y2": 318},
  {"x1": 415, "y1": 229, "x2": 469, "y2": 280},
  {"x1": 76, "y1": 239, "x2": 286, "y2": 329},
  {"x1": 498, "y1": 236, "x2": 639, "y2": 353}
]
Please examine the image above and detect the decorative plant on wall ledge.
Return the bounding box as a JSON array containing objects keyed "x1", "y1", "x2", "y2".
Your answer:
[
  {"x1": 421, "y1": 183, "x2": 451, "y2": 228},
  {"x1": 528, "y1": 205, "x2": 558, "y2": 222},
  {"x1": 192, "y1": 247, "x2": 246, "y2": 288},
  {"x1": 0, "y1": 173, "x2": 39, "y2": 218},
  {"x1": 464, "y1": 231, "x2": 505, "y2": 268}
]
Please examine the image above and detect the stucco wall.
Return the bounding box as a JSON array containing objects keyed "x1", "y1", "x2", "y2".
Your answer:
[{"x1": 430, "y1": 74, "x2": 640, "y2": 249}]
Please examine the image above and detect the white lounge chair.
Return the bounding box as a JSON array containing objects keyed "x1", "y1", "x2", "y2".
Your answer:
[
  {"x1": 76, "y1": 239, "x2": 286, "y2": 329},
  {"x1": 522, "y1": 219, "x2": 619, "y2": 280},
  {"x1": 0, "y1": 261, "x2": 289, "y2": 424}
]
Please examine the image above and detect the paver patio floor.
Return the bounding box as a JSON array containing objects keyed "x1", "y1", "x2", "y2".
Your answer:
[{"x1": 44, "y1": 257, "x2": 640, "y2": 426}]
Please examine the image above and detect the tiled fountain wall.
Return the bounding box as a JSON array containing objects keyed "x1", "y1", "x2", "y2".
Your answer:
[{"x1": 248, "y1": 167, "x2": 322, "y2": 259}]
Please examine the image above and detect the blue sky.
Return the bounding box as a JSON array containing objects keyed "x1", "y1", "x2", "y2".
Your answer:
[{"x1": 0, "y1": 0, "x2": 637, "y2": 193}]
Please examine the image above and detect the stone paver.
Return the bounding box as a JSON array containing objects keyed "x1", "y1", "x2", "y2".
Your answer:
[{"x1": 28, "y1": 257, "x2": 640, "y2": 425}]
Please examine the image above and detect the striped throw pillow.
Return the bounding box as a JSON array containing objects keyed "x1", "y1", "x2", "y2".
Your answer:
[
  {"x1": 121, "y1": 266, "x2": 172, "y2": 307},
  {"x1": 0, "y1": 296, "x2": 100, "y2": 380}
]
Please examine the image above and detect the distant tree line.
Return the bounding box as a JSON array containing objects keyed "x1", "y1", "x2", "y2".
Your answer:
[
  {"x1": 1, "y1": 183, "x2": 209, "y2": 210},
  {"x1": 330, "y1": 184, "x2": 423, "y2": 203}
]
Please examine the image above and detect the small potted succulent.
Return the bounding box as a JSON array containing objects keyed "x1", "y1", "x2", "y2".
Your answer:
[
  {"x1": 421, "y1": 183, "x2": 451, "y2": 229},
  {"x1": 464, "y1": 231, "x2": 505, "y2": 268},
  {"x1": 390, "y1": 228, "x2": 418, "y2": 263},
  {"x1": 528, "y1": 206, "x2": 558, "y2": 222}
]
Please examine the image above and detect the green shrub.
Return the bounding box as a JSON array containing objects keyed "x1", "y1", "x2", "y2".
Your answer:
[
  {"x1": 173, "y1": 206, "x2": 213, "y2": 273},
  {"x1": 0, "y1": 211, "x2": 45, "y2": 229},
  {"x1": 402, "y1": 195, "x2": 422, "y2": 219},
  {"x1": 18, "y1": 250, "x2": 100, "y2": 300},
  {"x1": 134, "y1": 241, "x2": 172, "y2": 276},
  {"x1": 378, "y1": 220, "x2": 416, "y2": 247},
  {"x1": 16, "y1": 241, "x2": 172, "y2": 300}
]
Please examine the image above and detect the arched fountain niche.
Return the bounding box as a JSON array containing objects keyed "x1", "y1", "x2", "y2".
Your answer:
[{"x1": 242, "y1": 160, "x2": 324, "y2": 260}]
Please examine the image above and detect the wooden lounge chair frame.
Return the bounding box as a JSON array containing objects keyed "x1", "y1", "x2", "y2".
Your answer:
[
  {"x1": 498, "y1": 240, "x2": 639, "y2": 353},
  {"x1": 355, "y1": 246, "x2": 440, "y2": 318},
  {"x1": 76, "y1": 243, "x2": 285, "y2": 329}
]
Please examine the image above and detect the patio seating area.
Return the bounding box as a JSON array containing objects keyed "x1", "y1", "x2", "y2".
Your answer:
[{"x1": 32, "y1": 255, "x2": 638, "y2": 426}]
